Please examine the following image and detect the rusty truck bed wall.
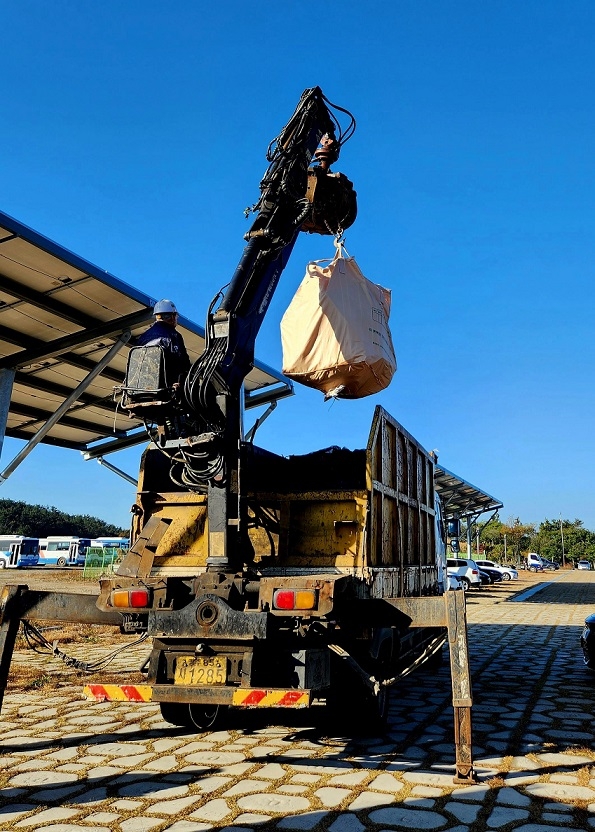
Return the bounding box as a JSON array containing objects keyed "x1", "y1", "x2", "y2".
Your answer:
[{"x1": 126, "y1": 406, "x2": 438, "y2": 596}]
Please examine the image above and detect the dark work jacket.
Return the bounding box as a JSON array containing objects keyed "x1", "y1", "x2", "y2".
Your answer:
[{"x1": 135, "y1": 321, "x2": 191, "y2": 384}]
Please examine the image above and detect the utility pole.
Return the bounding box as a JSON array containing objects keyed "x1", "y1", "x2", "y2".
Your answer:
[{"x1": 560, "y1": 515, "x2": 565, "y2": 567}]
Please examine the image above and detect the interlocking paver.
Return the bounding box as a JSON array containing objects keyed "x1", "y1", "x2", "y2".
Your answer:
[{"x1": 3, "y1": 570, "x2": 595, "y2": 831}]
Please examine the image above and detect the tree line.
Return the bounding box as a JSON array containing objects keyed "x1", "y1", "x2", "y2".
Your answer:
[
  {"x1": 0, "y1": 499, "x2": 127, "y2": 539},
  {"x1": 473, "y1": 516, "x2": 595, "y2": 565}
]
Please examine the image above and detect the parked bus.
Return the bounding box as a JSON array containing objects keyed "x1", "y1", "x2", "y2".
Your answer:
[
  {"x1": 0, "y1": 535, "x2": 40, "y2": 568},
  {"x1": 38, "y1": 536, "x2": 92, "y2": 567},
  {"x1": 91, "y1": 537, "x2": 130, "y2": 550},
  {"x1": 76, "y1": 537, "x2": 129, "y2": 567}
]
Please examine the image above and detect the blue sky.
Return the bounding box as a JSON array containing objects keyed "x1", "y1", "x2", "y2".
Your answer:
[{"x1": 2, "y1": 1, "x2": 595, "y2": 530}]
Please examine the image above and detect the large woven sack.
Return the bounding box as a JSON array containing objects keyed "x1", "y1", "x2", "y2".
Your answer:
[{"x1": 281, "y1": 243, "x2": 396, "y2": 399}]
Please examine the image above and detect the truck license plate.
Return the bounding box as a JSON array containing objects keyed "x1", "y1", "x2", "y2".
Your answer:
[{"x1": 174, "y1": 655, "x2": 227, "y2": 686}]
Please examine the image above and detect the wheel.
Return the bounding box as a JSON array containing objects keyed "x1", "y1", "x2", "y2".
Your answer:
[
  {"x1": 159, "y1": 701, "x2": 226, "y2": 730},
  {"x1": 159, "y1": 701, "x2": 192, "y2": 726},
  {"x1": 56, "y1": 556, "x2": 67, "y2": 567},
  {"x1": 502, "y1": 572, "x2": 511, "y2": 581},
  {"x1": 461, "y1": 577, "x2": 470, "y2": 591},
  {"x1": 188, "y1": 703, "x2": 224, "y2": 731},
  {"x1": 0, "y1": 560, "x2": 5, "y2": 569}
]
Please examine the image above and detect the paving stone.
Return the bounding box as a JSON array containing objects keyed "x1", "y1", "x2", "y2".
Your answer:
[
  {"x1": 444, "y1": 801, "x2": 481, "y2": 823},
  {"x1": 184, "y1": 751, "x2": 246, "y2": 765},
  {"x1": 235, "y1": 813, "x2": 273, "y2": 823},
  {"x1": 120, "y1": 818, "x2": 165, "y2": 832},
  {"x1": 237, "y1": 793, "x2": 311, "y2": 813},
  {"x1": 110, "y1": 799, "x2": 144, "y2": 810},
  {"x1": 15, "y1": 807, "x2": 81, "y2": 826},
  {"x1": 486, "y1": 806, "x2": 529, "y2": 827},
  {"x1": 189, "y1": 799, "x2": 233, "y2": 821},
  {"x1": 495, "y1": 786, "x2": 531, "y2": 806},
  {"x1": 537, "y1": 752, "x2": 594, "y2": 766},
  {"x1": 118, "y1": 780, "x2": 189, "y2": 798},
  {"x1": 223, "y1": 778, "x2": 271, "y2": 797},
  {"x1": 524, "y1": 782, "x2": 595, "y2": 801},
  {"x1": 84, "y1": 814, "x2": 121, "y2": 824},
  {"x1": 147, "y1": 795, "x2": 204, "y2": 815},
  {"x1": 278, "y1": 812, "x2": 329, "y2": 830},
  {"x1": 348, "y1": 791, "x2": 395, "y2": 811},
  {"x1": 252, "y1": 763, "x2": 288, "y2": 780},
  {"x1": 368, "y1": 773, "x2": 405, "y2": 794},
  {"x1": 452, "y1": 783, "x2": 490, "y2": 801},
  {"x1": 191, "y1": 774, "x2": 233, "y2": 793},
  {"x1": 315, "y1": 787, "x2": 351, "y2": 807},
  {"x1": 70, "y1": 787, "x2": 108, "y2": 804},
  {"x1": 161, "y1": 822, "x2": 213, "y2": 832},
  {"x1": 327, "y1": 814, "x2": 366, "y2": 832},
  {"x1": 87, "y1": 741, "x2": 148, "y2": 756},
  {"x1": 139, "y1": 754, "x2": 179, "y2": 771},
  {"x1": 9, "y1": 770, "x2": 78, "y2": 787},
  {"x1": 327, "y1": 772, "x2": 368, "y2": 786},
  {"x1": 369, "y1": 806, "x2": 447, "y2": 829},
  {"x1": 402, "y1": 771, "x2": 457, "y2": 787},
  {"x1": 410, "y1": 786, "x2": 443, "y2": 798},
  {"x1": 0, "y1": 805, "x2": 37, "y2": 824},
  {"x1": 292, "y1": 774, "x2": 323, "y2": 784}
]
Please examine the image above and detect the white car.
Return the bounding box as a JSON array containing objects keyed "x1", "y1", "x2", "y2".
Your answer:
[
  {"x1": 446, "y1": 557, "x2": 482, "y2": 590},
  {"x1": 577, "y1": 560, "x2": 591, "y2": 570},
  {"x1": 475, "y1": 559, "x2": 518, "y2": 581},
  {"x1": 447, "y1": 574, "x2": 464, "y2": 590}
]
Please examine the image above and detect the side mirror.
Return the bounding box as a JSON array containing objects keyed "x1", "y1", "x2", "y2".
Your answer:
[
  {"x1": 450, "y1": 539, "x2": 460, "y2": 554},
  {"x1": 447, "y1": 519, "x2": 461, "y2": 538}
]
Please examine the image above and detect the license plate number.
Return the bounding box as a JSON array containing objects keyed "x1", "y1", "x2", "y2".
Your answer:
[{"x1": 174, "y1": 655, "x2": 227, "y2": 686}]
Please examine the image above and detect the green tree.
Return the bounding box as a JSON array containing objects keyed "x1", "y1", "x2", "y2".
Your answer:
[{"x1": 0, "y1": 499, "x2": 127, "y2": 538}]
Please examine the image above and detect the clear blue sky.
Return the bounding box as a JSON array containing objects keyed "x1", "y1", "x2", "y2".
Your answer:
[{"x1": 2, "y1": 1, "x2": 594, "y2": 530}]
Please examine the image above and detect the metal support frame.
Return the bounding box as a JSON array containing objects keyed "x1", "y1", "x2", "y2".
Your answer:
[
  {"x1": 94, "y1": 456, "x2": 138, "y2": 486},
  {"x1": 387, "y1": 591, "x2": 475, "y2": 783},
  {"x1": 0, "y1": 585, "x2": 124, "y2": 712},
  {"x1": 0, "y1": 332, "x2": 131, "y2": 484},
  {"x1": 0, "y1": 367, "x2": 16, "y2": 461}
]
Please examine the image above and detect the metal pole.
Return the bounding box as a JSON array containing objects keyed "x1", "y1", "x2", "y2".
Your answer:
[
  {"x1": 466, "y1": 516, "x2": 472, "y2": 559},
  {"x1": 95, "y1": 456, "x2": 137, "y2": 487},
  {"x1": 560, "y1": 516, "x2": 565, "y2": 567},
  {"x1": 504, "y1": 533, "x2": 507, "y2": 562},
  {"x1": 0, "y1": 333, "x2": 131, "y2": 484},
  {"x1": 0, "y1": 368, "x2": 15, "y2": 461}
]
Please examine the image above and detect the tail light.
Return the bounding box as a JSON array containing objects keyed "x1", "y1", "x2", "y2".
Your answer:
[
  {"x1": 273, "y1": 589, "x2": 317, "y2": 611},
  {"x1": 111, "y1": 588, "x2": 151, "y2": 608}
]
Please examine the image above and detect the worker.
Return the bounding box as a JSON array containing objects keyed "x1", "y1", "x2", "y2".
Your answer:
[{"x1": 136, "y1": 299, "x2": 191, "y2": 388}]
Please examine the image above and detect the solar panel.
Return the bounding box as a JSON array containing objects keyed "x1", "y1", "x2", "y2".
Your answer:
[{"x1": 0, "y1": 210, "x2": 292, "y2": 466}]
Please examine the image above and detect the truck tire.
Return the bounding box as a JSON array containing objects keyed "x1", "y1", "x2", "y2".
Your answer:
[
  {"x1": 159, "y1": 702, "x2": 193, "y2": 727},
  {"x1": 56, "y1": 557, "x2": 67, "y2": 567},
  {"x1": 159, "y1": 702, "x2": 226, "y2": 731},
  {"x1": 188, "y1": 703, "x2": 224, "y2": 731}
]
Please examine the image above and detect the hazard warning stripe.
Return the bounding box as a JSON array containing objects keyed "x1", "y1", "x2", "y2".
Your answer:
[
  {"x1": 83, "y1": 684, "x2": 153, "y2": 702},
  {"x1": 232, "y1": 689, "x2": 310, "y2": 708}
]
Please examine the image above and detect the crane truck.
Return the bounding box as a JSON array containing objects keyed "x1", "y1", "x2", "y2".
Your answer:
[{"x1": 0, "y1": 88, "x2": 475, "y2": 783}]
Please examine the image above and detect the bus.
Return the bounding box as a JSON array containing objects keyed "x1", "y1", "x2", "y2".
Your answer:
[
  {"x1": 76, "y1": 537, "x2": 129, "y2": 567},
  {"x1": 38, "y1": 536, "x2": 92, "y2": 567},
  {"x1": 0, "y1": 536, "x2": 40, "y2": 568}
]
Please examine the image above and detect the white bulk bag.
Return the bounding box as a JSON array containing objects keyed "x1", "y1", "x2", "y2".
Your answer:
[{"x1": 281, "y1": 243, "x2": 396, "y2": 399}]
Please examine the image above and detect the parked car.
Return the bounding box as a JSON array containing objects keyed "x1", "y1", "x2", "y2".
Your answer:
[
  {"x1": 447, "y1": 574, "x2": 464, "y2": 591},
  {"x1": 541, "y1": 559, "x2": 560, "y2": 570},
  {"x1": 581, "y1": 613, "x2": 595, "y2": 669},
  {"x1": 577, "y1": 560, "x2": 591, "y2": 571},
  {"x1": 479, "y1": 566, "x2": 503, "y2": 583},
  {"x1": 446, "y1": 557, "x2": 482, "y2": 590},
  {"x1": 475, "y1": 559, "x2": 519, "y2": 581}
]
